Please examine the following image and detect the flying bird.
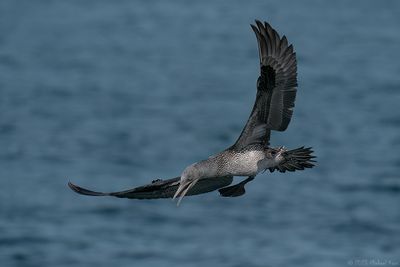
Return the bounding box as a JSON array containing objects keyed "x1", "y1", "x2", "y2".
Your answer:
[{"x1": 69, "y1": 20, "x2": 316, "y2": 205}]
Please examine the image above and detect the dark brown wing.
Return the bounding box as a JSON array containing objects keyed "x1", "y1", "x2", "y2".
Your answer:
[
  {"x1": 232, "y1": 20, "x2": 298, "y2": 150},
  {"x1": 68, "y1": 176, "x2": 233, "y2": 199}
]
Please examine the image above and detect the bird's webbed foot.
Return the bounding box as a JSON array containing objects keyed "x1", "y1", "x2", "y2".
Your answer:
[{"x1": 218, "y1": 176, "x2": 255, "y2": 197}]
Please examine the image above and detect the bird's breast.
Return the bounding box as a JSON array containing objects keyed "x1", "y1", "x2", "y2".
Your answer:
[{"x1": 215, "y1": 149, "x2": 271, "y2": 177}]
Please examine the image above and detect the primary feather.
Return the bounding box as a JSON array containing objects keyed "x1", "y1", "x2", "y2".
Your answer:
[{"x1": 232, "y1": 20, "x2": 298, "y2": 150}]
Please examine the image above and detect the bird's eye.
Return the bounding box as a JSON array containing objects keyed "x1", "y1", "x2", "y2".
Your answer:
[{"x1": 271, "y1": 151, "x2": 276, "y2": 156}]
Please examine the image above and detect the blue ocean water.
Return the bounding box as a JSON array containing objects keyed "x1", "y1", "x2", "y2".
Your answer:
[{"x1": 1, "y1": 0, "x2": 399, "y2": 266}]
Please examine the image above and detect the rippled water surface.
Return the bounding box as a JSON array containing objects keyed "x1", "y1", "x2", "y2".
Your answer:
[{"x1": 1, "y1": 1, "x2": 399, "y2": 266}]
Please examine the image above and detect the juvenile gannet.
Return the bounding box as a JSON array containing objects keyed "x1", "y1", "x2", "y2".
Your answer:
[{"x1": 69, "y1": 20, "x2": 316, "y2": 205}]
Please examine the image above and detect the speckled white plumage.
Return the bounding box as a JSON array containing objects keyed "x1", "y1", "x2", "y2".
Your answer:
[{"x1": 173, "y1": 145, "x2": 286, "y2": 205}]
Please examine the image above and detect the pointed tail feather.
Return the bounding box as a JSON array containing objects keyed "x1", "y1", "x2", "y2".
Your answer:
[{"x1": 269, "y1": 146, "x2": 316, "y2": 173}]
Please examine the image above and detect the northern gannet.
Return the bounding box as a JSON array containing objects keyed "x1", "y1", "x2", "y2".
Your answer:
[{"x1": 69, "y1": 20, "x2": 316, "y2": 205}]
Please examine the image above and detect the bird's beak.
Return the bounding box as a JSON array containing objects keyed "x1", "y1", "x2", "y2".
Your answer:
[{"x1": 173, "y1": 179, "x2": 198, "y2": 206}]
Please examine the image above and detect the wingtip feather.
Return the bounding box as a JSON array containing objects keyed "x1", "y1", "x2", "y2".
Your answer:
[{"x1": 68, "y1": 181, "x2": 109, "y2": 196}]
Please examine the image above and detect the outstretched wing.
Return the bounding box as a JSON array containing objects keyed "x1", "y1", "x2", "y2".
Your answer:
[
  {"x1": 232, "y1": 20, "x2": 298, "y2": 150},
  {"x1": 68, "y1": 176, "x2": 233, "y2": 200}
]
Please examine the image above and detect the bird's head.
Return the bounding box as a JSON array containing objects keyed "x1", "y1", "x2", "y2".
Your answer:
[
  {"x1": 173, "y1": 163, "x2": 204, "y2": 205},
  {"x1": 181, "y1": 163, "x2": 202, "y2": 182}
]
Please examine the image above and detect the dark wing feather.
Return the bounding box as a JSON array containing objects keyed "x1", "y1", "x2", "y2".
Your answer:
[
  {"x1": 232, "y1": 21, "x2": 298, "y2": 150},
  {"x1": 68, "y1": 176, "x2": 233, "y2": 200}
]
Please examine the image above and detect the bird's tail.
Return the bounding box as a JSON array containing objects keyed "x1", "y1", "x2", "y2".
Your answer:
[{"x1": 269, "y1": 146, "x2": 316, "y2": 173}]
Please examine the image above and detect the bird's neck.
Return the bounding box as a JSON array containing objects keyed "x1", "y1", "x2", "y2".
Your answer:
[{"x1": 193, "y1": 159, "x2": 219, "y2": 179}]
